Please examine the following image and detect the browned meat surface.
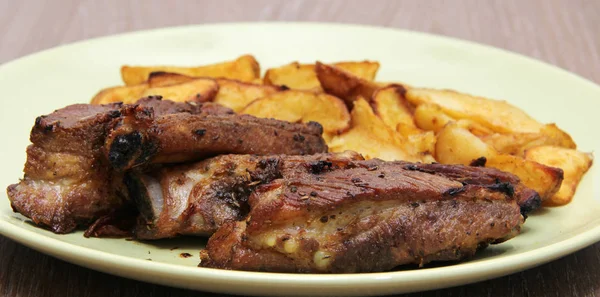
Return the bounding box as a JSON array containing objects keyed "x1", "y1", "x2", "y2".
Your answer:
[
  {"x1": 6, "y1": 97, "x2": 219, "y2": 233},
  {"x1": 200, "y1": 160, "x2": 539, "y2": 273},
  {"x1": 128, "y1": 152, "x2": 363, "y2": 239},
  {"x1": 104, "y1": 111, "x2": 328, "y2": 170},
  {"x1": 7, "y1": 103, "x2": 126, "y2": 233}
]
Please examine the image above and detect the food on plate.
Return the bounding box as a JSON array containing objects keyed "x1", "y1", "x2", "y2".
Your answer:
[
  {"x1": 264, "y1": 61, "x2": 379, "y2": 90},
  {"x1": 6, "y1": 97, "x2": 218, "y2": 233},
  {"x1": 372, "y1": 85, "x2": 415, "y2": 129},
  {"x1": 140, "y1": 78, "x2": 219, "y2": 103},
  {"x1": 91, "y1": 77, "x2": 219, "y2": 105},
  {"x1": 6, "y1": 55, "x2": 594, "y2": 274},
  {"x1": 93, "y1": 71, "x2": 283, "y2": 112},
  {"x1": 200, "y1": 159, "x2": 539, "y2": 272},
  {"x1": 328, "y1": 98, "x2": 434, "y2": 162},
  {"x1": 130, "y1": 152, "x2": 363, "y2": 239},
  {"x1": 213, "y1": 78, "x2": 284, "y2": 112},
  {"x1": 372, "y1": 85, "x2": 436, "y2": 157},
  {"x1": 242, "y1": 90, "x2": 351, "y2": 136},
  {"x1": 315, "y1": 62, "x2": 383, "y2": 107},
  {"x1": 7, "y1": 97, "x2": 327, "y2": 233},
  {"x1": 479, "y1": 124, "x2": 576, "y2": 156},
  {"x1": 405, "y1": 88, "x2": 545, "y2": 134},
  {"x1": 147, "y1": 72, "x2": 285, "y2": 112},
  {"x1": 434, "y1": 121, "x2": 564, "y2": 202},
  {"x1": 121, "y1": 54, "x2": 260, "y2": 85},
  {"x1": 105, "y1": 104, "x2": 327, "y2": 170},
  {"x1": 90, "y1": 84, "x2": 148, "y2": 105},
  {"x1": 525, "y1": 146, "x2": 593, "y2": 205}
]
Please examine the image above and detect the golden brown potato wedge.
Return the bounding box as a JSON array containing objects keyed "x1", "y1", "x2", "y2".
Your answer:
[
  {"x1": 539, "y1": 124, "x2": 577, "y2": 149},
  {"x1": 147, "y1": 72, "x2": 282, "y2": 112},
  {"x1": 370, "y1": 85, "x2": 435, "y2": 156},
  {"x1": 328, "y1": 98, "x2": 433, "y2": 162},
  {"x1": 434, "y1": 121, "x2": 497, "y2": 165},
  {"x1": 213, "y1": 79, "x2": 283, "y2": 113},
  {"x1": 486, "y1": 154, "x2": 564, "y2": 202},
  {"x1": 372, "y1": 85, "x2": 415, "y2": 129},
  {"x1": 148, "y1": 71, "x2": 194, "y2": 87},
  {"x1": 140, "y1": 78, "x2": 219, "y2": 103},
  {"x1": 91, "y1": 84, "x2": 147, "y2": 105},
  {"x1": 242, "y1": 90, "x2": 350, "y2": 134},
  {"x1": 121, "y1": 55, "x2": 260, "y2": 85},
  {"x1": 525, "y1": 146, "x2": 593, "y2": 205},
  {"x1": 406, "y1": 88, "x2": 544, "y2": 134},
  {"x1": 264, "y1": 61, "x2": 379, "y2": 91},
  {"x1": 480, "y1": 124, "x2": 577, "y2": 156},
  {"x1": 413, "y1": 104, "x2": 455, "y2": 132},
  {"x1": 335, "y1": 61, "x2": 380, "y2": 81},
  {"x1": 315, "y1": 62, "x2": 381, "y2": 107},
  {"x1": 397, "y1": 124, "x2": 436, "y2": 157},
  {"x1": 435, "y1": 121, "x2": 564, "y2": 202}
]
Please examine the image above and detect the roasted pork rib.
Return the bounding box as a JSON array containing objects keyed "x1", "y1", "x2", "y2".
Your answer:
[
  {"x1": 7, "y1": 97, "x2": 328, "y2": 233},
  {"x1": 127, "y1": 152, "x2": 364, "y2": 239},
  {"x1": 6, "y1": 98, "x2": 213, "y2": 233},
  {"x1": 199, "y1": 159, "x2": 540, "y2": 272}
]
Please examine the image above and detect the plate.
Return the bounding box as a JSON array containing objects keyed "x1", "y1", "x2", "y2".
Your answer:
[{"x1": 0, "y1": 23, "x2": 599, "y2": 296}]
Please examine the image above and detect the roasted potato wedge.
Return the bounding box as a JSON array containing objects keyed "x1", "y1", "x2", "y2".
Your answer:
[
  {"x1": 486, "y1": 154, "x2": 564, "y2": 202},
  {"x1": 435, "y1": 121, "x2": 563, "y2": 201},
  {"x1": 413, "y1": 104, "x2": 455, "y2": 132},
  {"x1": 335, "y1": 61, "x2": 380, "y2": 81},
  {"x1": 397, "y1": 124, "x2": 436, "y2": 157},
  {"x1": 242, "y1": 90, "x2": 350, "y2": 134},
  {"x1": 91, "y1": 84, "x2": 147, "y2": 105},
  {"x1": 148, "y1": 71, "x2": 194, "y2": 87},
  {"x1": 435, "y1": 121, "x2": 497, "y2": 165},
  {"x1": 264, "y1": 61, "x2": 379, "y2": 91},
  {"x1": 480, "y1": 124, "x2": 577, "y2": 156},
  {"x1": 525, "y1": 146, "x2": 593, "y2": 205},
  {"x1": 141, "y1": 78, "x2": 219, "y2": 103},
  {"x1": 371, "y1": 85, "x2": 435, "y2": 156},
  {"x1": 406, "y1": 88, "x2": 544, "y2": 134},
  {"x1": 372, "y1": 85, "x2": 415, "y2": 129},
  {"x1": 121, "y1": 55, "x2": 260, "y2": 85},
  {"x1": 214, "y1": 79, "x2": 283, "y2": 112},
  {"x1": 315, "y1": 62, "x2": 381, "y2": 107},
  {"x1": 328, "y1": 98, "x2": 433, "y2": 162},
  {"x1": 148, "y1": 72, "x2": 282, "y2": 112}
]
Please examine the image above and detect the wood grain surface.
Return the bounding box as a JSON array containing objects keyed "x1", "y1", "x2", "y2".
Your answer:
[{"x1": 1, "y1": 0, "x2": 599, "y2": 296}]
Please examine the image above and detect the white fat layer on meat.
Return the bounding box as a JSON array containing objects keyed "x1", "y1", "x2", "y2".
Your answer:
[
  {"x1": 141, "y1": 175, "x2": 164, "y2": 217},
  {"x1": 168, "y1": 170, "x2": 210, "y2": 219}
]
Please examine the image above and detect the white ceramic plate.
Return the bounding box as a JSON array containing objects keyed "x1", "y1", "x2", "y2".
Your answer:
[{"x1": 0, "y1": 23, "x2": 599, "y2": 296}]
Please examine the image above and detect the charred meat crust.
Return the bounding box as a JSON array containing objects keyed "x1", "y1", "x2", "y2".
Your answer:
[
  {"x1": 104, "y1": 110, "x2": 328, "y2": 170},
  {"x1": 399, "y1": 161, "x2": 542, "y2": 216},
  {"x1": 7, "y1": 98, "x2": 226, "y2": 233},
  {"x1": 8, "y1": 103, "x2": 127, "y2": 233},
  {"x1": 200, "y1": 159, "x2": 529, "y2": 272},
  {"x1": 129, "y1": 152, "x2": 364, "y2": 240}
]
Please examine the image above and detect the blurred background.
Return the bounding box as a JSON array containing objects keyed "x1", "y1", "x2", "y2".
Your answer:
[{"x1": 1, "y1": 0, "x2": 599, "y2": 83}]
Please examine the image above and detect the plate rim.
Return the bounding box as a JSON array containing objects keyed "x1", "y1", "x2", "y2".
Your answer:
[{"x1": 1, "y1": 22, "x2": 599, "y2": 295}]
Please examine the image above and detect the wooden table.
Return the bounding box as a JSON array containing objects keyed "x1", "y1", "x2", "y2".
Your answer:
[{"x1": 1, "y1": 1, "x2": 599, "y2": 296}]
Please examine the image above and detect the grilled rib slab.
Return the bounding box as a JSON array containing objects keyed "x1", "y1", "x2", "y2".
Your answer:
[
  {"x1": 128, "y1": 152, "x2": 364, "y2": 239},
  {"x1": 200, "y1": 159, "x2": 540, "y2": 273},
  {"x1": 7, "y1": 98, "x2": 234, "y2": 232}
]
